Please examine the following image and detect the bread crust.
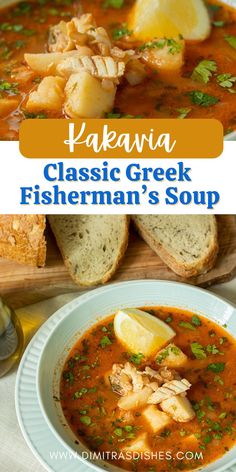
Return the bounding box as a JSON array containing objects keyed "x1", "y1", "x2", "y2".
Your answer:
[
  {"x1": 0, "y1": 215, "x2": 46, "y2": 267},
  {"x1": 49, "y1": 215, "x2": 130, "y2": 287},
  {"x1": 132, "y1": 216, "x2": 219, "y2": 278}
]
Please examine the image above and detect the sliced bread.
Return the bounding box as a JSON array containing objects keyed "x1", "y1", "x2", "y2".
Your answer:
[
  {"x1": 132, "y1": 215, "x2": 218, "y2": 278},
  {"x1": 0, "y1": 215, "x2": 46, "y2": 267},
  {"x1": 48, "y1": 215, "x2": 129, "y2": 286}
]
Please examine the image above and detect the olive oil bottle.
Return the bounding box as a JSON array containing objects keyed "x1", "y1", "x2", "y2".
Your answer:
[{"x1": 0, "y1": 298, "x2": 23, "y2": 378}]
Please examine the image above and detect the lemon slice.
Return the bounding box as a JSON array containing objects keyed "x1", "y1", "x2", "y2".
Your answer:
[
  {"x1": 129, "y1": 0, "x2": 211, "y2": 42},
  {"x1": 114, "y1": 308, "x2": 175, "y2": 357}
]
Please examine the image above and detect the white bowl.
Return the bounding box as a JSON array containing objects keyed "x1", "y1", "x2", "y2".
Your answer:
[{"x1": 36, "y1": 280, "x2": 236, "y2": 472}]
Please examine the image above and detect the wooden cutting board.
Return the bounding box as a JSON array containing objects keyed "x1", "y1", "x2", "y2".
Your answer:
[{"x1": 0, "y1": 215, "x2": 236, "y2": 309}]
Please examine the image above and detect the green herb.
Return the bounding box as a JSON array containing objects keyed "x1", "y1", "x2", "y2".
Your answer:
[
  {"x1": 179, "y1": 321, "x2": 196, "y2": 330},
  {"x1": 139, "y1": 38, "x2": 183, "y2": 55},
  {"x1": 114, "y1": 427, "x2": 123, "y2": 437},
  {"x1": 219, "y1": 337, "x2": 227, "y2": 345},
  {"x1": 106, "y1": 111, "x2": 143, "y2": 119},
  {"x1": 129, "y1": 352, "x2": 144, "y2": 365},
  {"x1": 165, "y1": 315, "x2": 173, "y2": 323},
  {"x1": 100, "y1": 335, "x2": 112, "y2": 348},
  {"x1": 213, "y1": 20, "x2": 225, "y2": 27},
  {"x1": 103, "y1": 0, "x2": 124, "y2": 8},
  {"x1": 0, "y1": 81, "x2": 19, "y2": 95},
  {"x1": 160, "y1": 429, "x2": 171, "y2": 437},
  {"x1": 217, "y1": 73, "x2": 236, "y2": 89},
  {"x1": 176, "y1": 107, "x2": 191, "y2": 119},
  {"x1": 124, "y1": 425, "x2": 134, "y2": 432},
  {"x1": 112, "y1": 23, "x2": 132, "y2": 40},
  {"x1": 191, "y1": 60, "x2": 217, "y2": 84},
  {"x1": 179, "y1": 430, "x2": 187, "y2": 437},
  {"x1": 225, "y1": 35, "x2": 236, "y2": 50},
  {"x1": 207, "y1": 362, "x2": 225, "y2": 373},
  {"x1": 80, "y1": 415, "x2": 91, "y2": 426},
  {"x1": 24, "y1": 111, "x2": 47, "y2": 119},
  {"x1": 156, "y1": 345, "x2": 180, "y2": 364},
  {"x1": 192, "y1": 315, "x2": 202, "y2": 326},
  {"x1": 214, "y1": 375, "x2": 224, "y2": 386},
  {"x1": 73, "y1": 387, "x2": 88, "y2": 399},
  {"x1": 63, "y1": 370, "x2": 74, "y2": 385},
  {"x1": 219, "y1": 412, "x2": 227, "y2": 419},
  {"x1": 191, "y1": 342, "x2": 207, "y2": 360},
  {"x1": 189, "y1": 90, "x2": 219, "y2": 107},
  {"x1": 206, "y1": 344, "x2": 222, "y2": 355}
]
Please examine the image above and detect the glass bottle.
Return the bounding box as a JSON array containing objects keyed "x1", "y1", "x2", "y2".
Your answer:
[{"x1": 0, "y1": 298, "x2": 24, "y2": 378}]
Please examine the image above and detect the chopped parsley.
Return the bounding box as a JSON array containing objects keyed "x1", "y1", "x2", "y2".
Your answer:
[
  {"x1": 213, "y1": 20, "x2": 225, "y2": 27},
  {"x1": 225, "y1": 35, "x2": 236, "y2": 50},
  {"x1": 191, "y1": 60, "x2": 217, "y2": 84},
  {"x1": 191, "y1": 342, "x2": 207, "y2": 360},
  {"x1": 217, "y1": 73, "x2": 236, "y2": 89},
  {"x1": 189, "y1": 90, "x2": 219, "y2": 107},
  {"x1": 103, "y1": 0, "x2": 124, "y2": 9},
  {"x1": 156, "y1": 345, "x2": 180, "y2": 364},
  {"x1": 139, "y1": 38, "x2": 183, "y2": 55},
  {"x1": 192, "y1": 315, "x2": 202, "y2": 327},
  {"x1": 207, "y1": 362, "x2": 225, "y2": 373},
  {"x1": 165, "y1": 315, "x2": 173, "y2": 323},
  {"x1": 0, "y1": 81, "x2": 19, "y2": 95},
  {"x1": 80, "y1": 415, "x2": 91, "y2": 426},
  {"x1": 179, "y1": 321, "x2": 196, "y2": 330},
  {"x1": 129, "y1": 352, "x2": 145, "y2": 365},
  {"x1": 100, "y1": 335, "x2": 112, "y2": 348},
  {"x1": 112, "y1": 24, "x2": 132, "y2": 40},
  {"x1": 176, "y1": 108, "x2": 191, "y2": 119}
]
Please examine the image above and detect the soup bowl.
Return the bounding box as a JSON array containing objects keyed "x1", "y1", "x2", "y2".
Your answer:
[
  {"x1": 0, "y1": 0, "x2": 236, "y2": 141},
  {"x1": 36, "y1": 280, "x2": 236, "y2": 472}
]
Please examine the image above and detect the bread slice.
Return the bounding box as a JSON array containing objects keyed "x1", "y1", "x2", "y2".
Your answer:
[
  {"x1": 48, "y1": 215, "x2": 129, "y2": 286},
  {"x1": 132, "y1": 215, "x2": 218, "y2": 278},
  {"x1": 0, "y1": 215, "x2": 46, "y2": 267}
]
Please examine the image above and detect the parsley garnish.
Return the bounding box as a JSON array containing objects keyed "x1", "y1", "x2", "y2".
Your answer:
[
  {"x1": 225, "y1": 35, "x2": 236, "y2": 50},
  {"x1": 112, "y1": 23, "x2": 132, "y2": 40},
  {"x1": 191, "y1": 342, "x2": 207, "y2": 360},
  {"x1": 179, "y1": 321, "x2": 196, "y2": 330},
  {"x1": 207, "y1": 362, "x2": 225, "y2": 373},
  {"x1": 217, "y1": 73, "x2": 236, "y2": 89},
  {"x1": 189, "y1": 90, "x2": 219, "y2": 107},
  {"x1": 100, "y1": 335, "x2": 112, "y2": 348},
  {"x1": 129, "y1": 352, "x2": 144, "y2": 365},
  {"x1": 176, "y1": 108, "x2": 191, "y2": 119},
  {"x1": 140, "y1": 38, "x2": 182, "y2": 55},
  {"x1": 103, "y1": 0, "x2": 124, "y2": 9},
  {"x1": 191, "y1": 60, "x2": 217, "y2": 84},
  {"x1": 192, "y1": 315, "x2": 202, "y2": 326}
]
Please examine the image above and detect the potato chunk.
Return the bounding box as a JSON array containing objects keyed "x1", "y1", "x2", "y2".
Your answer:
[
  {"x1": 25, "y1": 49, "x2": 93, "y2": 76},
  {"x1": 118, "y1": 386, "x2": 153, "y2": 410},
  {"x1": 26, "y1": 76, "x2": 66, "y2": 113},
  {"x1": 64, "y1": 71, "x2": 116, "y2": 118},
  {"x1": 141, "y1": 38, "x2": 184, "y2": 71},
  {"x1": 0, "y1": 98, "x2": 19, "y2": 118},
  {"x1": 143, "y1": 405, "x2": 172, "y2": 432},
  {"x1": 161, "y1": 396, "x2": 195, "y2": 422},
  {"x1": 156, "y1": 343, "x2": 188, "y2": 368},
  {"x1": 122, "y1": 433, "x2": 151, "y2": 453}
]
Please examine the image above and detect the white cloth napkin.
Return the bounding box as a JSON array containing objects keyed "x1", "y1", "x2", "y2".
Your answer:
[{"x1": 0, "y1": 282, "x2": 236, "y2": 472}]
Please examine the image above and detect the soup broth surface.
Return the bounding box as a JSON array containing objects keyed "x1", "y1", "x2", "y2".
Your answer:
[
  {"x1": 0, "y1": 0, "x2": 236, "y2": 139},
  {"x1": 60, "y1": 307, "x2": 236, "y2": 472}
]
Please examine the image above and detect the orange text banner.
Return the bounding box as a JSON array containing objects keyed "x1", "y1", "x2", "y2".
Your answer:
[{"x1": 20, "y1": 118, "x2": 223, "y2": 159}]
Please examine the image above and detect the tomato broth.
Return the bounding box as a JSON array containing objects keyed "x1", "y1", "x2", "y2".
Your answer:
[{"x1": 0, "y1": 0, "x2": 236, "y2": 139}]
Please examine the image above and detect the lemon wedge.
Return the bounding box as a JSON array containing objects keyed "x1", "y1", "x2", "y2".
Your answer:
[
  {"x1": 129, "y1": 0, "x2": 211, "y2": 42},
  {"x1": 114, "y1": 308, "x2": 175, "y2": 357}
]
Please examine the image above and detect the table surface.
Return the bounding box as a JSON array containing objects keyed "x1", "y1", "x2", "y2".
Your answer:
[{"x1": 0, "y1": 281, "x2": 236, "y2": 472}]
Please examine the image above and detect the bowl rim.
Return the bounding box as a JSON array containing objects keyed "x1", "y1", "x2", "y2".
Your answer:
[{"x1": 35, "y1": 279, "x2": 236, "y2": 472}]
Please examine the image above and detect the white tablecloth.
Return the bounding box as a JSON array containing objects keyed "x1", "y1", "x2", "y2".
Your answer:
[{"x1": 0, "y1": 283, "x2": 236, "y2": 472}]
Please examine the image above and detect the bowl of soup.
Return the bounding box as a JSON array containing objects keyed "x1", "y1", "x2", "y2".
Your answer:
[
  {"x1": 36, "y1": 280, "x2": 236, "y2": 472},
  {"x1": 0, "y1": 0, "x2": 236, "y2": 140}
]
